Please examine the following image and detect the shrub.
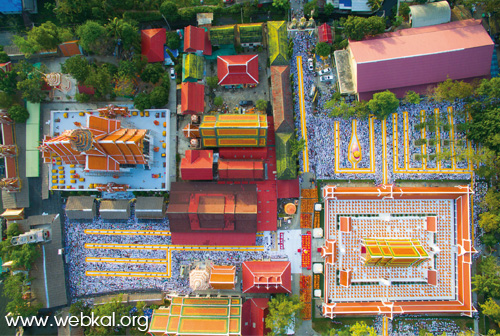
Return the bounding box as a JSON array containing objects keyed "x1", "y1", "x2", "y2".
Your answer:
[{"x1": 7, "y1": 104, "x2": 30, "y2": 123}]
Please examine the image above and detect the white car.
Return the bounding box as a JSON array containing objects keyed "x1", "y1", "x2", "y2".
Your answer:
[
  {"x1": 320, "y1": 75, "x2": 334, "y2": 82},
  {"x1": 308, "y1": 58, "x2": 314, "y2": 71},
  {"x1": 318, "y1": 67, "x2": 332, "y2": 76},
  {"x1": 170, "y1": 67, "x2": 176, "y2": 80}
]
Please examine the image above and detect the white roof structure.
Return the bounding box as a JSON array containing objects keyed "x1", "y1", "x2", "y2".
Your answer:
[{"x1": 409, "y1": 1, "x2": 451, "y2": 28}]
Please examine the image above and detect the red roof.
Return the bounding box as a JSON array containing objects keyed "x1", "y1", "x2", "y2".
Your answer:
[
  {"x1": 184, "y1": 25, "x2": 213, "y2": 56},
  {"x1": 141, "y1": 28, "x2": 166, "y2": 63},
  {"x1": 180, "y1": 150, "x2": 213, "y2": 180},
  {"x1": 219, "y1": 147, "x2": 267, "y2": 160},
  {"x1": 59, "y1": 40, "x2": 82, "y2": 56},
  {"x1": 171, "y1": 232, "x2": 256, "y2": 245},
  {"x1": 276, "y1": 179, "x2": 300, "y2": 198},
  {"x1": 242, "y1": 261, "x2": 292, "y2": 293},
  {"x1": 78, "y1": 84, "x2": 95, "y2": 95},
  {"x1": 242, "y1": 298, "x2": 270, "y2": 336},
  {"x1": 181, "y1": 82, "x2": 205, "y2": 114},
  {"x1": 350, "y1": 19, "x2": 493, "y2": 64},
  {"x1": 318, "y1": 23, "x2": 333, "y2": 44},
  {"x1": 217, "y1": 55, "x2": 259, "y2": 86},
  {"x1": 218, "y1": 160, "x2": 264, "y2": 180}
]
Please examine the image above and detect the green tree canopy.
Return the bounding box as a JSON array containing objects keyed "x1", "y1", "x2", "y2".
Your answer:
[
  {"x1": 481, "y1": 298, "x2": 500, "y2": 323},
  {"x1": 86, "y1": 294, "x2": 129, "y2": 335},
  {"x1": 478, "y1": 212, "x2": 500, "y2": 233},
  {"x1": 16, "y1": 76, "x2": 45, "y2": 103},
  {"x1": 76, "y1": 21, "x2": 109, "y2": 54},
  {"x1": 349, "y1": 321, "x2": 377, "y2": 336},
  {"x1": 399, "y1": 2, "x2": 410, "y2": 19},
  {"x1": 167, "y1": 32, "x2": 181, "y2": 50},
  {"x1": 13, "y1": 21, "x2": 67, "y2": 57},
  {"x1": 315, "y1": 42, "x2": 332, "y2": 57},
  {"x1": 7, "y1": 105, "x2": 30, "y2": 123},
  {"x1": 106, "y1": 18, "x2": 139, "y2": 50},
  {"x1": 265, "y1": 294, "x2": 302, "y2": 336},
  {"x1": 403, "y1": 91, "x2": 421, "y2": 105},
  {"x1": 256, "y1": 99, "x2": 267, "y2": 112},
  {"x1": 150, "y1": 86, "x2": 169, "y2": 107},
  {"x1": 10, "y1": 244, "x2": 40, "y2": 269},
  {"x1": 272, "y1": 0, "x2": 290, "y2": 11},
  {"x1": 61, "y1": 55, "x2": 91, "y2": 83},
  {"x1": 476, "y1": 77, "x2": 500, "y2": 99},
  {"x1": 140, "y1": 63, "x2": 165, "y2": 84},
  {"x1": 368, "y1": 90, "x2": 399, "y2": 119},
  {"x1": 432, "y1": 78, "x2": 474, "y2": 102},
  {"x1": 214, "y1": 96, "x2": 223, "y2": 106},
  {"x1": 206, "y1": 76, "x2": 219, "y2": 90},
  {"x1": 84, "y1": 66, "x2": 113, "y2": 98},
  {"x1": 160, "y1": 1, "x2": 180, "y2": 23},
  {"x1": 289, "y1": 137, "x2": 306, "y2": 157},
  {"x1": 367, "y1": 0, "x2": 382, "y2": 11},
  {"x1": 343, "y1": 16, "x2": 385, "y2": 41},
  {"x1": 134, "y1": 93, "x2": 152, "y2": 111}
]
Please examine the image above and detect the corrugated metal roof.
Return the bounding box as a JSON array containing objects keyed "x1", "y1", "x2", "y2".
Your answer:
[
  {"x1": 349, "y1": 19, "x2": 493, "y2": 64},
  {"x1": 410, "y1": 1, "x2": 451, "y2": 28}
]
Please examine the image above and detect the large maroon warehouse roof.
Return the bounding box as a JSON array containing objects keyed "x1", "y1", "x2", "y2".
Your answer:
[{"x1": 349, "y1": 19, "x2": 494, "y2": 99}]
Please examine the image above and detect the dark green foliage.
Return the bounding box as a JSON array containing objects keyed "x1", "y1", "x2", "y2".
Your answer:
[
  {"x1": 150, "y1": 86, "x2": 168, "y2": 107},
  {"x1": 134, "y1": 92, "x2": 152, "y2": 111},
  {"x1": 7, "y1": 105, "x2": 30, "y2": 123},
  {"x1": 141, "y1": 63, "x2": 165, "y2": 84},
  {"x1": 343, "y1": 16, "x2": 385, "y2": 41},
  {"x1": 61, "y1": 55, "x2": 91, "y2": 83}
]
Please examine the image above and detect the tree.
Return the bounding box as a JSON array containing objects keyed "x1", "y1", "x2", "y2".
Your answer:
[
  {"x1": 141, "y1": 63, "x2": 165, "y2": 84},
  {"x1": 70, "y1": 300, "x2": 91, "y2": 316},
  {"x1": 367, "y1": 0, "x2": 382, "y2": 11},
  {"x1": 481, "y1": 298, "x2": 500, "y2": 323},
  {"x1": 214, "y1": 96, "x2": 223, "y2": 106},
  {"x1": 432, "y1": 78, "x2": 474, "y2": 102},
  {"x1": 349, "y1": 321, "x2": 377, "y2": 336},
  {"x1": 324, "y1": 3, "x2": 335, "y2": 16},
  {"x1": 343, "y1": 16, "x2": 385, "y2": 41},
  {"x1": 481, "y1": 233, "x2": 498, "y2": 249},
  {"x1": 304, "y1": 0, "x2": 318, "y2": 18},
  {"x1": 12, "y1": 21, "x2": 65, "y2": 57},
  {"x1": 256, "y1": 99, "x2": 267, "y2": 112},
  {"x1": 106, "y1": 18, "x2": 139, "y2": 51},
  {"x1": 478, "y1": 212, "x2": 500, "y2": 233},
  {"x1": 368, "y1": 90, "x2": 399, "y2": 119},
  {"x1": 6, "y1": 222, "x2": 20, "y2": 237},
  {"x1": 85, "y1": 66, "x2": 113, "y2": 98},
  {"x1": 75, "y1": 92, "x2": 92, "y2": 103},
  {"x1": 11, "y1": 244, "x2": 40, "y2": 269},
  {"x1": 7, "y1": 105, "x2": 30, "y2": 123},
  {"x1": 134, "y1": 93, "x2": 151, "y2": 111},
  {"x1": 315, "y1": 42, "x2": 332, "y2": 57},
  {"x1": 272, "y1": 0, "x2": 290, "y2": 11},
  {"x1": 167, "y1": 32, "x2": 181, "y2": 50},
  {"x1": 160, "y1": 1, "x2": 180, "y2": 23},
  {"x1": 206, "y1": 76, "x2": 219, "y2": 90},
  {"x1": 17, "y1": 76, "x2": 45, "y2": 103},
  {"x1": 290, "y1": 138, "x2": 306, "y2": 156},
  {"x1": 476, "y1": 77, "x2": 500, "y2": 99},
  {"x1": 0, "y1": 50, "x2": 10, "y2": 63},
  {"x1": 0, "y1": 70, "x2": 18, "y2": 95},
  {"x1": 483, "y1": 188, "x2": 500, "y2": 213},
  {"x1": 472, "y1": 274, "x2": 500, "y2": 298},
  {"x1": 86, "y1": 294, "x2": 129, "y2": 335},
  {"x1": 399, "y1": 2, "x2": 410, "y2": 19},
  {"x1": 76, "y1": 21, "x2": 108, "y2": 54},
  {"x1": 403, "y1": 91, "x2": 421, "y2": 105},
  {"x1": 265, "y1": 294, "x2": 302, "y2": 336},
  {"x1": 462, "y1": 0, "x2": 500, "y2": 19},
  {"x1": 150, "y1": 86, "x2": 169, "y2": 107},
  {"x1": 61, "y1": 55, "x2": 91, "y2": 83}
]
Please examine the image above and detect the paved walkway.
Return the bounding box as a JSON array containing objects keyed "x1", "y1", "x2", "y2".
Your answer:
[{"x1": 296, "y1": 55, "x2": 310, "y2": 173}]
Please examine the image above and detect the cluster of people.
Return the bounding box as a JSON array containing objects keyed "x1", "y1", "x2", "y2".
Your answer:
[
  {"x1": 64, "y1": 205, "x2": 287, "y2": 299},
  {"x1": 392, "y1": 317, "x2": 467, "y2": 335},
  {"x1": 288, "y1": 33, "x2": 473, "y2": 185}
]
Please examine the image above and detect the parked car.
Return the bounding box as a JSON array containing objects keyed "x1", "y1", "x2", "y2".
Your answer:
[
  {"x1": 170, "y1": 67, "x2": 176, "y2": 80},
  {"x1": 308, "y1": 58, "x2": 314, "y2": 71},
  {"x1": 239, "y1": 100, "x2": 254, "y2": 106},
  {"x1": 320, "y1": 75, "x2": 334, "y2": 82},
  {"x1": 318, "y1": 67, "x2": 332, "y2": 76}
]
